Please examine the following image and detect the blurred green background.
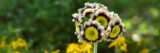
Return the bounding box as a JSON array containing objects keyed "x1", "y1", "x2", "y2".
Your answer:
[{"x1": 0, "y1": 0, "x2": 160, "y2": 53}]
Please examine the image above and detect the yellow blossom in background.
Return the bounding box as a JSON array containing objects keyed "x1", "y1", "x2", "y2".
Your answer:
[
  {"x1": 0, "y1": 36, "x2": 6, "y2": 49},
  {"x1": 79, "y1": 42, "x2": 92, "y2": 53},
  {"x1": 142, "y1": 38, "x2": 149, "y2": 43},
  {"x1": 66, "y1": 43, "x2": 81, "y2": 53},
  {"x1": 12, "y1": 41, "x2": 18, "y2": 50},
  {"x1": 108, "y1": 36, "x2": 125, "y2": 48},
  {"x1": 108, "y1": 36, "x2": 128, "y2": 52},
  {"x1": 137, "y1": 38, "x2": 149, "y2": 47},
  {"x1": 44, "y1": 49, "x2": 60, "y2": 53},
  {"x1": 12, "y1": 38, "x2": 28, "y2": 51},
  {"x1": 66, "y1": 43, "x2": 92, "y2": 53},
  {"x1": 120, "y1": 43, "x2": 127, "y2": 52},
  {"x1": 0, "y1": 39, "x2": 6, "y2": 49},
  {"x1": 139, "y1": 48, "x2": 149, "y2": 53},
  {"x1": 44, "y1": 50, "x2": 49, "y2": 53},
  {"x1": 137, "y1": 41, "x2": 142, "y2": 47},
  {"x1": 14, "y1": 51, "x2": 20, "y2": 53},
  {"x1": 52, "y1": 49, "x2": 60, "y2": 53}
]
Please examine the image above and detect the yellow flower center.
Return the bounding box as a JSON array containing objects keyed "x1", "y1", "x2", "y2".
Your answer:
[
  {"x1": 75, "y1": 21, "x2": 80, "y2": 33},
  {"x1": 96, "y1": 16, "x2": 108, "y2": 28},
  {"x1": 110, "y1": 25, "x2": 121, "y2": 38},
  {"x1": 85, "y1": 27, "x2": 98, "y2": 41}
]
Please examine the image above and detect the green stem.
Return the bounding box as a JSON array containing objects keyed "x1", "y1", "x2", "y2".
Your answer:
[{"x1": 93, "y1": 43, "x2": 98, "y2": 53}]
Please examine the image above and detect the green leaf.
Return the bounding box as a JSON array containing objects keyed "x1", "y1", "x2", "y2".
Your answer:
[{"x1": 82, "y1": 17, "x2": 88, "y2": 24}]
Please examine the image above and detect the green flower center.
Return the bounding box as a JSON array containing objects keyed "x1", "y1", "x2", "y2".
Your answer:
[
  {"x1": 85, "y1": 26, "x2": 99, "y2": 41},
  {"x1": 110, "y1": 25, "x2": 121, "y2": 38},
  {"x1": 75, "y1": 21, "x2": 79, "y2": 33},
  {"x1": 96, "y1": 16, "x2": 108, "y2": 28}
]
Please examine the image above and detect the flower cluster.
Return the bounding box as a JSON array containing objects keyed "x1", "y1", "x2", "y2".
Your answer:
[{"x1": 72, "y1": 3, "x2": 125, "y2": 43}]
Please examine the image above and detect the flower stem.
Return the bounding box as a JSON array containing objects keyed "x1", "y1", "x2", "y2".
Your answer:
[{"x1": 94, "y1": 43, "x2": 98, "y2": 53}]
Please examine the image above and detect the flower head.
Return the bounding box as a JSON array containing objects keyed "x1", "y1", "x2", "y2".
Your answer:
[
  {"x1": 105, "y1": 13, "x2": 125, "y2": 40},
  {"x1": 90, "y1": 9, "x2": 111, "y2": 30},
  {"x1": 79, "y1": 21, "x2": 104, "y2": 43},
  {"x1": 78, "y1": 3, "x2": 108, "y2": 19}
]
